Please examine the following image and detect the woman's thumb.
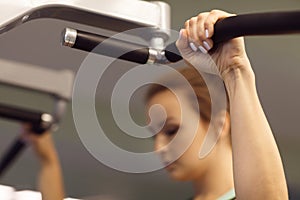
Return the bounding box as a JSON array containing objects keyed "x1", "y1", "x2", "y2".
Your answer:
[{"x1": 176, "y1": 29, "x2": 189, "y2": 51}]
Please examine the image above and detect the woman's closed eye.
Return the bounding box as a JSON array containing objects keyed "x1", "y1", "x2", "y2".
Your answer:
[
  {"x1": 164, "y1": 125, "x2": 179, "y2": 137},
  {"x1": 149, "y1": 122, "x2": 180, "y2": 139}
]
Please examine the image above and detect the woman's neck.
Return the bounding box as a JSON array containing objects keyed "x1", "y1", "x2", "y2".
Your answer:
[{"x1": 192, "y1": 147, "x2": 234, "y2": 200}]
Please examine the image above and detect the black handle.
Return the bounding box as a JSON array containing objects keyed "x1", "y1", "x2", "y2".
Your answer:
[
  {"x1": 165, "y1": 11, "x2": 300, "y2": 62},
  {"x1": 0, "y1": 103, "x2": 43, "y2": 124},
  {"x1": 74, "y1": 30, "x2": 150, "y2": 64},
  {"x1": 0, "y1": 103, "x2": 52, "y2": 133}
]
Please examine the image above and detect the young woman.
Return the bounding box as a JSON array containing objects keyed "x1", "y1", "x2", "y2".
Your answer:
[
  {"x1": 145, "y1": 10, "x2": 288, "y2": 200},
  {"x1": 24, "y1": 9, "x2": 288, "y2": 200}
]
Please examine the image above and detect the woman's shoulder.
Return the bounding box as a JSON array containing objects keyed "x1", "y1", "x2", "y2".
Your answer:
[
  {"x1": 186, "y1": 188, "x2": 235, "y2": 200},
  {"x1": 186, "y1": 197, "x2": 235, "y2": 200}
]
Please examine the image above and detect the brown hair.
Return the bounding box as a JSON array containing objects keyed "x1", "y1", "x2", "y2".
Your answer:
[{"x1": 145, "y1": 65, "x2": 229, "y2": 123}]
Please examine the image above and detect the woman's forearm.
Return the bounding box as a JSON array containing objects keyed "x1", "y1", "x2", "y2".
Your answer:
[
  {"x1": 39, "y1": 158, "x2": 65, "y2": 200},
  {"x1": 31, "y1": 133, "x2": 65, "y2": 200},
  {"x1": 21, "y1": 125, "x2": 65, "y2": 200},
  {"x1": 224, "y1": 67, "x2": 288, "y2": 199}
]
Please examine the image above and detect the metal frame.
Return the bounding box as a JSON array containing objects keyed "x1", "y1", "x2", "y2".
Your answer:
[
  {"x1": 0, "y1": 58, "x2": 74, "y2": 100},
  {"x1": 0, "y1": 0, "x2": 171, "y2": 40}
]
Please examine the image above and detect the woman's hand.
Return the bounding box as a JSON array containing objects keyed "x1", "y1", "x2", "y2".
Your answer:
[
  {"x1": 176, "y1": 10, "x2": 253, "y2": 81},
  {"x1": 21, "y1": 124, "x2": 58, "y2": 165}
]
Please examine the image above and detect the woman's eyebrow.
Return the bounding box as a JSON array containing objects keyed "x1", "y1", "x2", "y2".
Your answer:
[{"x1": 148, "y1": 117, "x2": 178, "y2": 133}]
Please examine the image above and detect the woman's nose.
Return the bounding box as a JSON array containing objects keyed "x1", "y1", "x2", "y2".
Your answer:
[{"x1": 154, "y1": 134, "x2": 168, "y2": 153}]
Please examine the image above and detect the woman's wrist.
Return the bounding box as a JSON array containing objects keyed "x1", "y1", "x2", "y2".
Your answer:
[
  {"x1": 30, "y1": 133, "x2": 60, "y2": 165},
  {"x1": 222, "y1": 62, "x2": 256, "y2": 100}
]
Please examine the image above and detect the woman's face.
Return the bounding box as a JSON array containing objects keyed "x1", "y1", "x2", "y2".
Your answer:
[{"x1": 147, "y1": 90, "x2": 211, "y2": 181}]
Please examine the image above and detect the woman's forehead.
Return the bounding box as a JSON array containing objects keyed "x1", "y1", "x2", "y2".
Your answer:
[{"x1": 146, "y1": 90, "x2": 195, "y2": 120}]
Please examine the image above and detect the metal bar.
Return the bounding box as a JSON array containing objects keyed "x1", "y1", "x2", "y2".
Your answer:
[
  {"x1": 62, "y1": 11, "x2": 300, "y2": 64},
  {"x1": 164, "y1": 11, "x2": 300, "y2": 62},
  {"x1": 0, "y1": 138, "x2": 27, "y2": 177}
]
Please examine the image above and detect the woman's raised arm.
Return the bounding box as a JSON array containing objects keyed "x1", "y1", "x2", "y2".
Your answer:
[
  {"x1": 176, "y1": 9, "x2": 288, "y2": 199},
  {"x1": 21, "y1": 125, "x2": 65, "y2": 200}
]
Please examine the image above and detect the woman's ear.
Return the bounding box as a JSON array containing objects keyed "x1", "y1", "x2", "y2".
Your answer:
[
  {"x1": 198, "y1": 110, "x2": 230, "y2": 158},
  {"x1": 211, "y1": 110, "x2": 230, "y2": 140},
  {"x1": 216, "y1": 110, "x2": 231, "y2": 141}
]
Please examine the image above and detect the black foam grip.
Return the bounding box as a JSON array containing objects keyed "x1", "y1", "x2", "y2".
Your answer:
[
  {"x1": 0, "y1": 103, "x2": 50, "y2": 134},
  {"x1": 165, "y1": 11, "x2": 300, "y2": 62},
  {"x1": 0, "y1": 103, "x2": 42, "y2": 124},
  {"x1": 74, "y1": 30, "x2": 150, "y2": 64}
]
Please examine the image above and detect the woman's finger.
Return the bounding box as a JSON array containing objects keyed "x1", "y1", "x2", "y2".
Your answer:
[
  {"x1": 204, "y1": 9, "x2": 235, "y2": 39},
  {"x1": 184, "y1": 19, "x2": 198, "y2": 52},
  {"x1": 176, "y1": 29, "x2": 189, "y2": 51}
]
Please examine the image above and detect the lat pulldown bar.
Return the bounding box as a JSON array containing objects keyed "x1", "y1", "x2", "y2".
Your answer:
[{"x1": 62, "y1": 11, "x2": 300, "y2": 64}]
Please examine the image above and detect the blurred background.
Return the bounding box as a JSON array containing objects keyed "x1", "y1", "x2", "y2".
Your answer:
[{"x1": 0, "y1": 0, "x2": 299, "y2": 199}]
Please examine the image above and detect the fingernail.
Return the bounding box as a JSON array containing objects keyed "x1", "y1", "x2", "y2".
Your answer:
[
  {"x1": 179, "y1": 29, "x2": 183, "y2": 39},
  {"x1": 205, "y1": 29, "x2": 209, "y2": 38},
  {"x1": 203, "y1": 41, "x2": 211, "y2": 51},
  {"x1": 189, "y1": 42, "x2": 198, "y2": 52},
  {"x1": 198, "y1": 45, "x2": 208, "y2": 54}
]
